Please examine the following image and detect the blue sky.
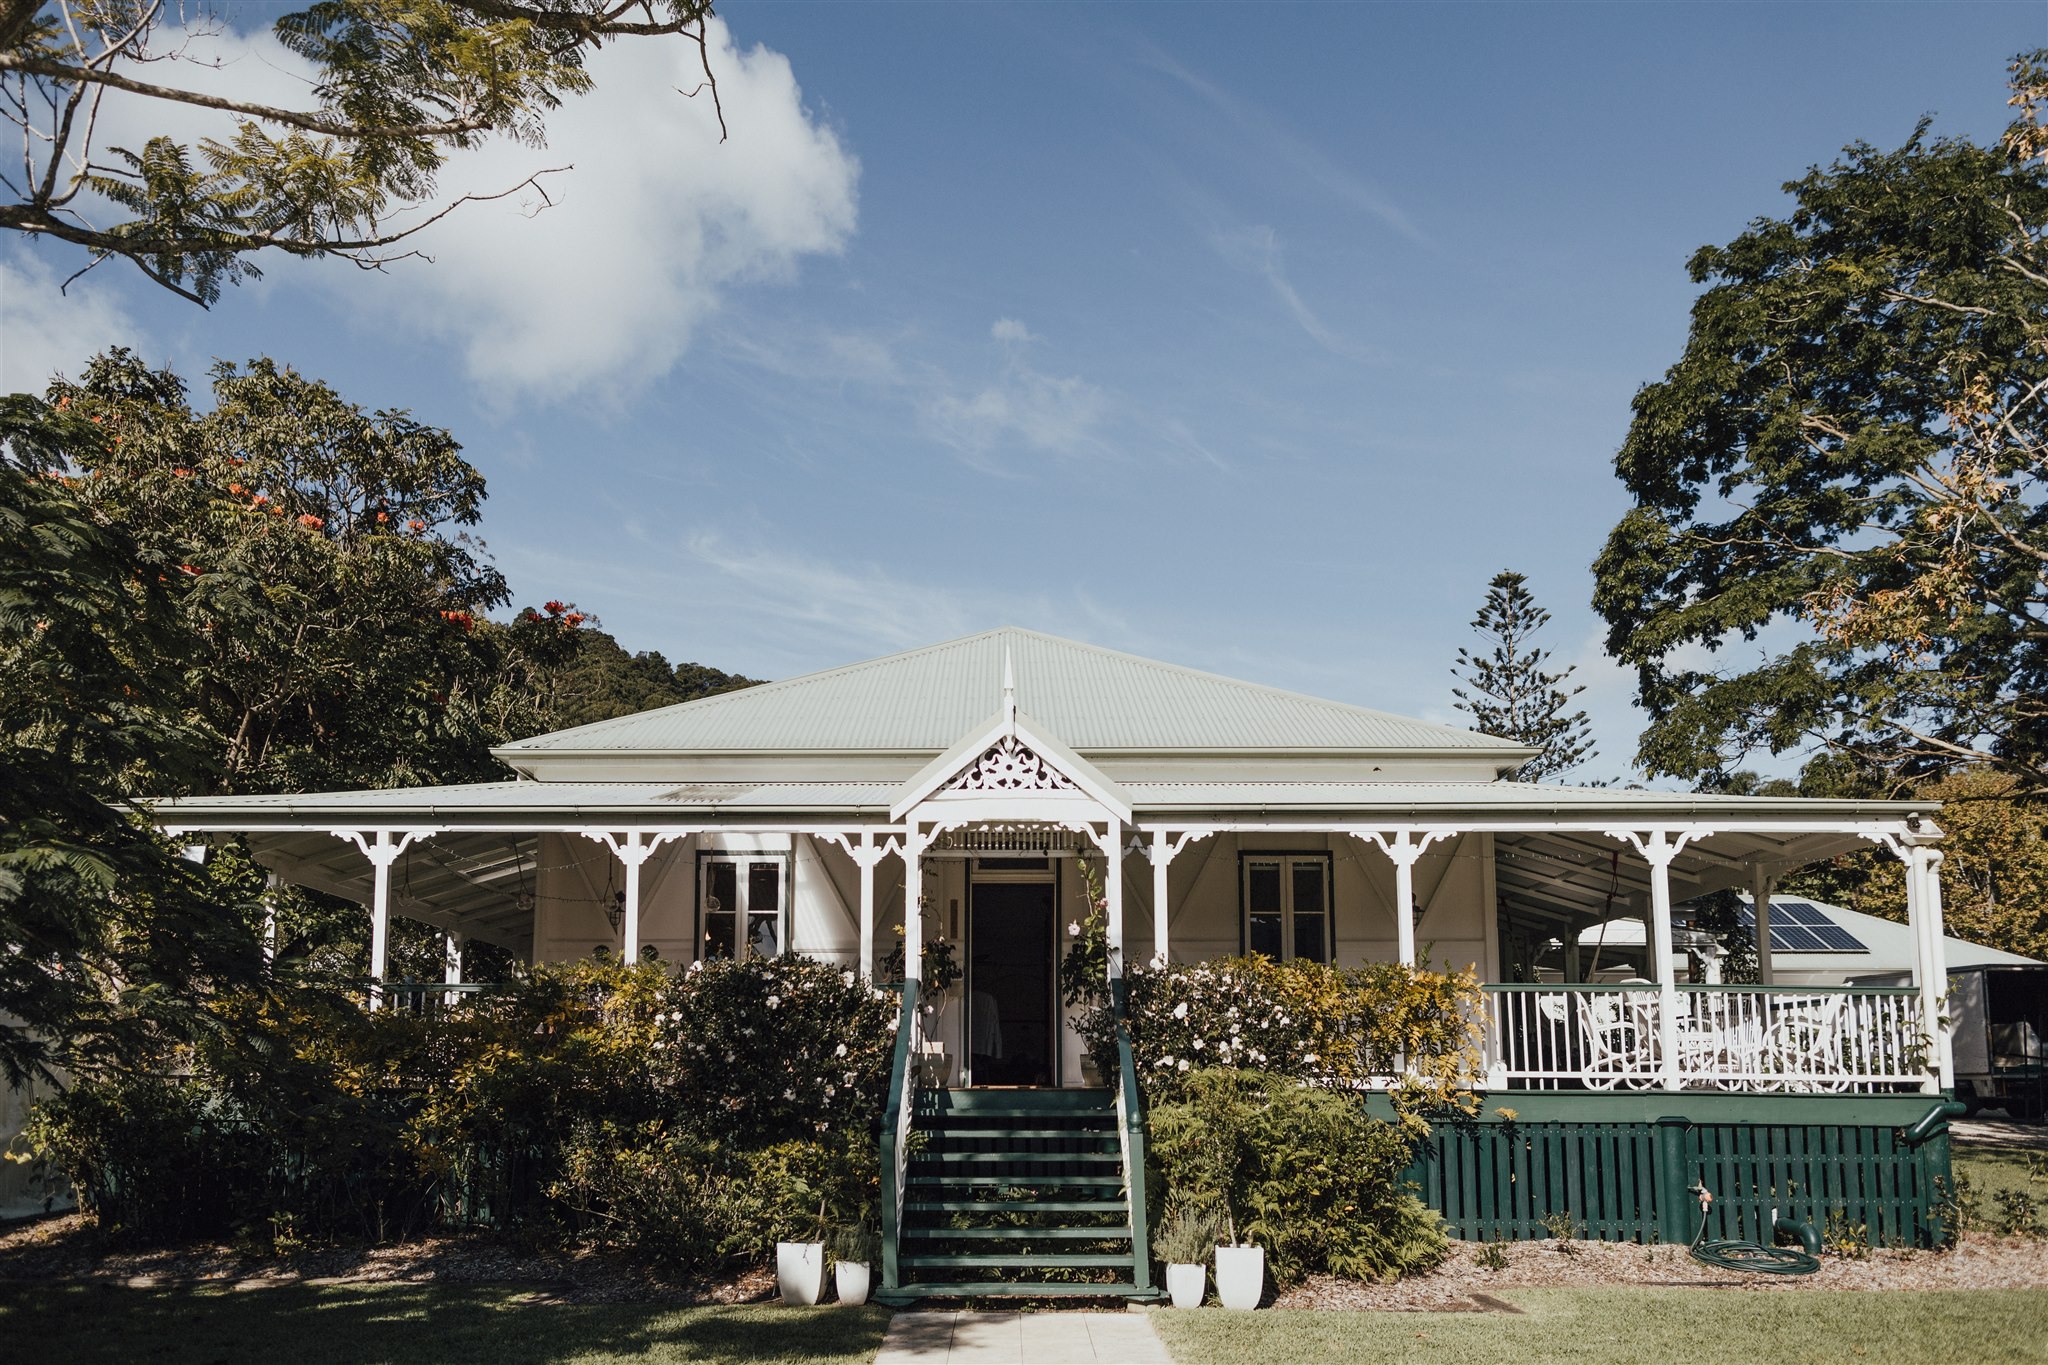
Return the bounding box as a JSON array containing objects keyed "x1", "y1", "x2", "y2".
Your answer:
[{"x1": 5, "y1": 1, "x2": 2045, "y2": 781}]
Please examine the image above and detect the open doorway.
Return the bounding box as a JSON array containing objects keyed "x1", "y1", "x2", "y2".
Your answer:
[{"x1": 966, "y1": 862, "x2": 1057, "y2": 1087}]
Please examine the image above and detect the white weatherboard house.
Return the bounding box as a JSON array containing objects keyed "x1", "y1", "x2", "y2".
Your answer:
[{"x1": 151, "y1": 628, "x2": 1972, "y2": 1296}]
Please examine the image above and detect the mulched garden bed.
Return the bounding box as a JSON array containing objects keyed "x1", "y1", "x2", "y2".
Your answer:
[
  {"x1": 0, "y1": 1214, "x2": 773, "y2": 1305},
  {"x1": 10, "y1": 1213, "x2": 2045, "y2": 1314},
  {"x1": 1273, "y1": 1233, "x2": 2048, "y2": 1312}
]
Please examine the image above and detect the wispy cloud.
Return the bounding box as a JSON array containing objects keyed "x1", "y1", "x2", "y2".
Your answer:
[
  {"x1": 1140, "y1": 47, "x2": 1432, "y2": 250},
  {"x1": 1211, "y1": 225, "x2": 1383, "y2": 364},
  {"x1": 917, "y1": 317, "x2": 1110, "y2": 466},
  {"x1": 570, "y1": 532, "x2": 1144, "y2": 676}
]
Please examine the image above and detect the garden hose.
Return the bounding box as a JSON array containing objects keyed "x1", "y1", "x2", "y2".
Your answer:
[{"x1": 1686, "y1": 1183, "x2": 1822, "y2": 1276}]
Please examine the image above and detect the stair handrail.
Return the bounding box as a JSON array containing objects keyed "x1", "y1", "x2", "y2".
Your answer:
[
  {"x1": 1111, "y1": 976, "x2": 1154, "y2": 1294},
  {"x1": 879, "y1": 975, "x2": 921, "y2": 1294}
]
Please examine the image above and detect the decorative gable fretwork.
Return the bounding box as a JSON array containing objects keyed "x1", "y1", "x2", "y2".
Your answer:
[{"x1": 948, "y1": 736, "x2": 1078, "y2": 795}]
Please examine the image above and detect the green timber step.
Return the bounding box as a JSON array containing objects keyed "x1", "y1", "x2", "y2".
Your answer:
[
  {"x1": 876, "y1": 1282, "x2": 1151, "y2": 1303},
  {"x1": 913, "y1": 1152, "x2": 1118, "y2": 1165},
  {"x1": 903, "y1": 1253, "x2": 1134, "y2": 1269},
  {"x1": 906, "y1": 1199, "x2": 1126, "y2": 1214},
  {"x1": 908, "y1": 1173, "x2": 1125, "y2": 1187},
  {"x1": 928, "y1": 1127, "x2": 1115, "y2": 1140},
  {"x1": 889, "y1": 1087, "x2": 1149, "y2": 1302},
  {"x1": 921, "y1": 1088, "x2": 1113, "y2": 1113},
  {"x1": 903, "y1": 1226, "x2": 1133, "y2": 1240}
]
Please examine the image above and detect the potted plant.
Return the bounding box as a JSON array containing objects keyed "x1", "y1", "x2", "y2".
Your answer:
[
  {"x1": 1154, "y1": 1193, "x2": 1222, "y2": 1309},
  {"x1": 1213, "y1": 1237, "x2": 1264, "y2": 1311},
  {"x1": 777, "y1": 1195, "x2": 828, "y2": 1306},
  {"x1": 1149, "y1": 1069, "x2": 1266, "y2": 1310},
  {"x1": 828, "y1": 1222, "x2": 879, "y2": 1306}
]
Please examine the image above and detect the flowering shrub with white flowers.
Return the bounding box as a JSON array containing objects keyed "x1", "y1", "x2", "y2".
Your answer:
[
  {"x1": 649, "y1": 955, "x2": 898, "y2": 1146},
  {"x1": 1076, "y1": 955, "x2": 1485, "y2": 1113}
]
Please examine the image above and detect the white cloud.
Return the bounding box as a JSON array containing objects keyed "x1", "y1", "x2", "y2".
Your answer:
[
  {"x1": 46, "y1": 18, "x2": 856, "y2": 403},
  {"x1": 341, "y1": 20, "x2": 857, "y2": 402},
  {"x1": 919, "y1": 324, "x2": 1108, "y2": 463},
  {"x1": 0, "y1": 254, "x2": 145, "y2": 396}
]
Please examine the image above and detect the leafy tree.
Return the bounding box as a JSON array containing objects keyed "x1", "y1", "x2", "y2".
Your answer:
[
  {"x1": 0, "y1": 393, "x2": 261, "y2": 1083},
  {"x1": 549, "y1": 627, "x2": 762, "y2": 730},
  {"x1": 0, "y1": 0, "x2": 720, "y2": 304},
  {"x1": 1593, "y1": 50, "x2": 2048, "y2": 792},
  {"x1": 1783, "y1": 769, "x2": 2048, "y2": 962},
  {"x1": 48, "y1": 347, "x2": 585, "y2": 793},
  {"x1": 1451, "y1": 570, "x2": 1597, "y2": 781}
]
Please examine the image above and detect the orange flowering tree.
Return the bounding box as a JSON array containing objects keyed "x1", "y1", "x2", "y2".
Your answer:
[
  {"x1": 47, "y1": 347, "x2": 587, "y2": 795},
  {"x1": 0, "y1": 393, "x2": 264, "y2": 1084}
]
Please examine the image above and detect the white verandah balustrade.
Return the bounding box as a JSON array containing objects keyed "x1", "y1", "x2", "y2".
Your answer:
[{"x1": 1482, "y1": 983, "x2": 1929, "y2": 1094}]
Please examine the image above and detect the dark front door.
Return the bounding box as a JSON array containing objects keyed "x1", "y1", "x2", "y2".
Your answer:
[{"x1": 968, "y1": 881, "x2": 1056, "y2": 1086}]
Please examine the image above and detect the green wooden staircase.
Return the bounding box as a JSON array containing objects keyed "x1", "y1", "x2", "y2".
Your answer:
[{"x1": 878, "y1": 981, "x2": 1155, "y2": 1303}]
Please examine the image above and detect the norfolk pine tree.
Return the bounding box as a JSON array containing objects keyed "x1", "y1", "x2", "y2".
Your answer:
[{"x1": 1451, "y1": 570, "x2": 1598, "y2": 782}]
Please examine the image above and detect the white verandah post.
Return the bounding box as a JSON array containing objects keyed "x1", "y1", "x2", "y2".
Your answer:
[
  {"x1": 338, "y1": 829, "x2": 410, "y2": 1011},
  {"x1": 442, "y1": 930, "x2": 465, "y2": 1008},
  {"x1": 855, "y1": 831, "x2": 880, "y2": 982},
  {"x1": 1148, "y1": 830, "x2": 1172, "y2": 967},
  {"x1": 903, "y1": 828, "x2": 929, "y2": 983},
  {"x1": 1372, "y1": 831, "x2": 1438, "y2": 968},
  {"x1": 1101, "y1": 822, "x2": 1126, "y2": 981},
  {"x1": 618, "y1": 831, "x2": 650, "y2": 962},
  {"x1": 1905, "y1": 840, "x2": 1952, "y2": 1093},
  {"x1": 1633, "y1": 831, "x2": 1685, "y2": 1092}
]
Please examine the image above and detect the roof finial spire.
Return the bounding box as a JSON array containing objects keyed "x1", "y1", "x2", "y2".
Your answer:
[{"x1": 1002, "y1": 646, "x2": 1017, "y2": 727}]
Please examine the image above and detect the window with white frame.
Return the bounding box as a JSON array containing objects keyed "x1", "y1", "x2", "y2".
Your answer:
[
  {"x1": 1241, "y1": 853, "x2": 1331, "y2": 964},
  {"x1": 699, "y1": 853, "x2": 790, "y2": 960}
]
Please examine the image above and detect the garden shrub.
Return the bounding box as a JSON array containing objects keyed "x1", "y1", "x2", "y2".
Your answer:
[
  {"x1": 548, "y1": 1125, "x2": 879, "y2": 1277},
  {"x1": 649, "y1": 956, "x2": 897, "y2": 1146},
  {"x1": 23, "y1": 955, "x2": 895, "y2": 1268},
  {"x1": 22, "y1": 1074, "x2": 267, "y2": 1244},
  {"x1": 1079, "y1": 956, "x2": 1485, "y2": 1114},
  {"x1": 1147, "y1": 1068, "x2": 1449, "y2": 1286}
]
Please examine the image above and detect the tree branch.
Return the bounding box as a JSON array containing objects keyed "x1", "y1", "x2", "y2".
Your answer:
[{"x1": 0, "y1": 55, "x2": 496, "y2": 142}]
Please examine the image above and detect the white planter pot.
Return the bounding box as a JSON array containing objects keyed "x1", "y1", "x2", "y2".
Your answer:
[
  {"x1": 776, "y1": 1241, "x2": 826, "y2": 1306},
  {"x1": 1214, "y1": 1244, "x2": 1264, "y2": 1311},
  {"x1": 1166, "y1": 1262, "x2": 1206, "y2": 1309},
  {"x1": 834, "y1": 1260, "x2": 872, "y2": 1306}
]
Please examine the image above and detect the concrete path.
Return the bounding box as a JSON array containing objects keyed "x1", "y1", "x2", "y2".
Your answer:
[
  {"x1": 874, "y1": 1310, "x2": 1172, "y2": 1365},
  {"x1": 1953, "y1": 1117, "x2": 2048, "y2": 1149}
]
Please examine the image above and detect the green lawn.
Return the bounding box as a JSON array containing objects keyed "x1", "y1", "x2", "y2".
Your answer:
[
  {"x1": 1956, "y1": 1141, "x2": 2045, "y2": 1209},
  {"x1": 0, "y1": 1282, "x2": 890, "y2": 1365},
  {"x1": 1150, "y1": 1289, "x2": 2048, "y2": 1365}
]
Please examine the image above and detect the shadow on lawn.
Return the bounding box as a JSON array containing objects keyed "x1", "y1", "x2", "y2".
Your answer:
[{"x1": 0, "y1": 1281, "x2": 890, "y2": 1364}]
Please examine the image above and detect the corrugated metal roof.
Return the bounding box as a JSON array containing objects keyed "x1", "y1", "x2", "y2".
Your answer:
[
  {"x1": 152, "y1": 778, "x2": 1920, "y2": 823},
  {"x1": 1116, "y1": 781, "x2": 1918, "y2": 814},
  {"x1": 497, "y1": 628, "x2": 1530, "y2": 756}
]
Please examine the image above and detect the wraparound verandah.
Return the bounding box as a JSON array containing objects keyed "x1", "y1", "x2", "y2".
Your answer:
[{"x1": 160, "y1": 806, "x2": 1956, "y2": 1099}]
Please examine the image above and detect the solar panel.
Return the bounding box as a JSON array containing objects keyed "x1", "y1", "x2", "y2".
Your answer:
[{"x1": 1733, "y1": 902, "x2": 1867, "y2": 953}]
